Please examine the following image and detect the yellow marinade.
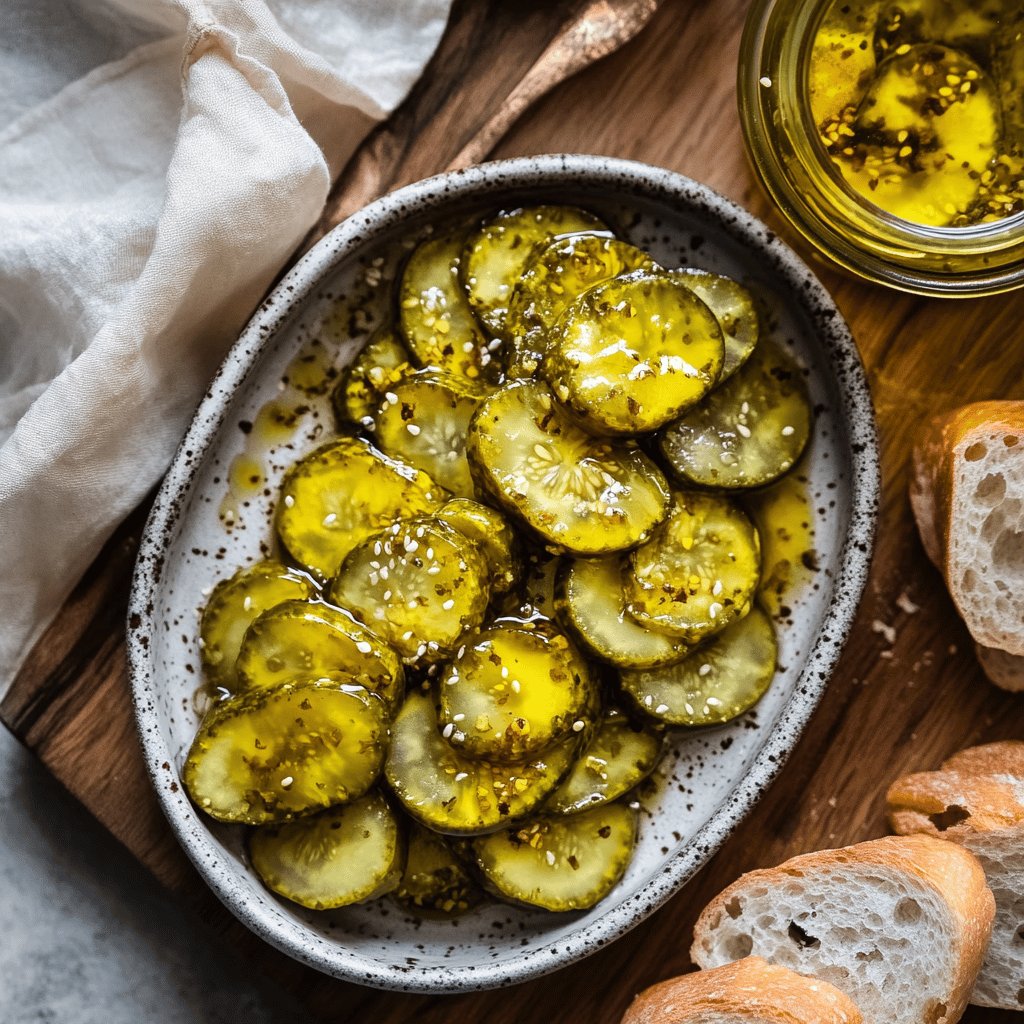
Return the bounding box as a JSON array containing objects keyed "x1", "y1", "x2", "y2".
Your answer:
[{"x1": 809, "y1": 0, "x2": 1024, "y2": 226}]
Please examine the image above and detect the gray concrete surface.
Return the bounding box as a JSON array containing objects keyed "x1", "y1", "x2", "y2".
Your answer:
[{"x1": 0, "y1": 728, "x2": 310, "y2": 1023}]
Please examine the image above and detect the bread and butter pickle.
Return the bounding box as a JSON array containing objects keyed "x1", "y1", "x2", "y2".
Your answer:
[{"x1": 185, "y1": 202, "x2": 814, "y2": 919}]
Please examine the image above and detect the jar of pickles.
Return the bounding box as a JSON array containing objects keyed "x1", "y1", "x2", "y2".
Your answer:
[{"x1": 738, "y1": 0, "x2": 1024, "y2": 295}]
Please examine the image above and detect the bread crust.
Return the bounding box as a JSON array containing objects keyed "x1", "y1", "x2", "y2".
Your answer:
[
  {"x1": 973, "y1": 644, "x2": 1024, "y2": 692},
  {"x1": 886, "y1": 770, "x2": 1024, "y2": 839},
  {"x1": 691, "y1": 835, "x2": 994, "y2": 1024},
  {"x1": 621, "y1": 958, "x2": 863, "y2": 1024},
  {"x1": 941, "y1": 740, "x2": 1024, "y2": 779}
]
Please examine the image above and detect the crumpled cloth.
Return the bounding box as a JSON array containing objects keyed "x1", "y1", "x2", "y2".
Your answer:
[{"x1": 0, "y1": 0, "x2": 451, "y2": 694}]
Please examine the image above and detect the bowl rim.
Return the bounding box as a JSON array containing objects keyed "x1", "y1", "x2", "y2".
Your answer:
[{"x1": 127, "y1": 153, "x2": 880, "y2": 993}]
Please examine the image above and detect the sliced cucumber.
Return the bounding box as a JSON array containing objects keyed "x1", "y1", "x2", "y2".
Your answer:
[
  {"x1": 504, "y1": 234, "x2": 654, "y2": 377},
  {"x1": 372, "y1": 370, "x2": 485, "y2": 498},
  {"x1": 200, "y1": 560, "x2": 317, "y2": 691},
  {"x1": 556, "y1": 555, "x2": 689, "y2": 669},
  {"x1": 438, "y1": 621, "x2": 594, "y2": 762},
  {"x1": 620, "y1": 606, "x2": 777, "y2": 726},
  {"x1": 472, "y1": 802, "x2": 638, "y2": 911},
  {"x1": 249, "y1": 790, "x2": 403, "y2": 910},
  {"x1": 463, "y1": 206, "x2": 607, "y2": 337},
  {"x1": 393, "y1": 822, "x2": 483, "y2": 916},
  {"x1": 546, "y1": 709, "x2": 665, "y2": 816},
  {"x1": 330, "y1": 517, "x2": 489, "y2": 664},
  {"x1": 466, "y1": 380, "x2": 670, "y2": 555},
  {"x1": 545, "y1": 271, "x2": 725, "y2": 435},
  {"x1": 276, "y1": 436, "x2": 445, "y2": 580},
  {"x1": 437, "y1": 497, "x2": 519, "y2": 594},
  {"x1": 659, "y1": 341, "x2": 811, "y2": 489},
  {"x1": 626, "y1": 492, "x2": 761, "y2": 643},
  {"x1": 671, "y1": 269, "x2": 759, "y2": 381},
  {"x1": 332, "y1": 328, "x2": 413, "y2": 427},
  {"x1": 399, "y1": 229, "x2": 495, "y2": 381},
  {"x1": 183, "y1": 680, "x2": 388, "y2": 825},
  {"x1": 235, "y1": 599, "x2": 403, "y2": 706},
  {"x1": 384, "y1": 691, "x2": 577, "y2": 835}
]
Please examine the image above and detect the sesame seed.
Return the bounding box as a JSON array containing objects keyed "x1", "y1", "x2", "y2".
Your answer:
[
  {"x1": 281, "y1": 776, "x2": 294, "y2": 788},
  {"x1": 407, "y1": 424, "x2": 421, "y2": 436},
  {"x1": 545, "y1": 851, "x2": 556, "y2": 866},
  {"x1": 442, "y1": 598, "x2": 455, "y2": 610},
  {"x1": 454, "y1": 772, "x2": 469, "y2": 782},
  {"x1": 712, "y1": 580, "x2": 723, "y2": 596},
  {"x1": 698, "y1": 663, "x2": 712, "y2": 676},
  {"x1": 355, "y1": 641, "x2": 373, "y2": 654},
  {"x1": 384, "y1": 391, "x2": 398, "y2": 404},
  {"x1": 242, "y1": 595, "x2": 252, "y2": 612},
  {"x1": 453, "y1": 713, "x2": 465, "y2": 722},
  {"x1": 655, "y1": 704, "x2": 669, "y2": 714},
  {"x1": 709, "y1": 602, "x2": 723, "y2": 617},
  {"x1": 736, "y1": 423, "x2": 751, "y2": 438},
  {"x1": 322, "y1": 512, "x2": 337, "y2": 526},
  {"x1": 283, "y1": 494, "x2": 295, "y2": 508},
  {"x1": 572, "y1": 720, "x2": 585, "y2": 732},
  {"x1": 759, "y1": 76, "x2": 772, "y2": 87},
  {"x1": 442, "y1": 723, "x2": 455, "y2": 739},
  {"x1": 404, "y1": 538, "x2": 419, "y2": 553},
  {"x1": 781, "y1": 425, "x2": 795, "y2": 436}
]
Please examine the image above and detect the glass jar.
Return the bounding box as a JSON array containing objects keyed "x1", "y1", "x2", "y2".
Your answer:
[{"x1": 738, "y1": 0, "x2": 1024, "y2": 296}]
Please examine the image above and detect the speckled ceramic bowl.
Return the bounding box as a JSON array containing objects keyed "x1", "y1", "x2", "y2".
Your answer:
[{"x1": 128, "y1": 155, "x2": 879, "y2": 993}]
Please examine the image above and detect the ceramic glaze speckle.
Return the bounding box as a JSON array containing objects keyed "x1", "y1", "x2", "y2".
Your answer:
[{"x1": 127, "y1": 155, "x2": 879, "y2": 993}]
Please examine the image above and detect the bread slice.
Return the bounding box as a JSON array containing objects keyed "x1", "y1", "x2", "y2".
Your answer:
[
  {"x1": 909, "y1": 401, "x2": 1024, "y2": 669},
  {"x1": 887, "y1": 741, "x2": 1024, "y2": 1010},
  {"x1": 690, "y1": 835, "x2": 994, "y2": 1024},
  {"x1": 621, "y1": 957, "x2": 863, "y2": 1024},
  {"x1": 973, "y1": 644, "x2": 1024, "y2": 692}
]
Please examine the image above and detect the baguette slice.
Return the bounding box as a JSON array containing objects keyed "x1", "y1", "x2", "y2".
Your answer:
[
  {"x1": 909, "y1": 401, "x2": 1024, "y2": 672},
  {"x1": 887, "y1": 741, "x2": 1024, "y2": 1010},
  {"x1": 621, "y1": 957, "x2": 863, "y2": 1024},
  {"x1": 691, "y1": 835, "x2": 994, "y2": 1024}
]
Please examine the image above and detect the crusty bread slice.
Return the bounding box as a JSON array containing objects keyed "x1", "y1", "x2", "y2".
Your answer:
[
  {"x1": 690, "y1": 835, "x2": 994, "y2": 1024},
  {"x1": 887, "y1": 742, "x2": 1024, "y2": 1010},
  {"x1": 909, "y1": 401, "x2": 1024, "y2": 666},
  {"x1": 973, "y1": 644, "x2": 1024, "y2": 692},
  {"x1": 621, "y1": 957, "x2": 862, "y2": 1024}
]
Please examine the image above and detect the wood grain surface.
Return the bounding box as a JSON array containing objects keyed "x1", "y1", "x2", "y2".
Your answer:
[{"x1": 4, "y1": 1, "x2": 1024, "y2": 1021}]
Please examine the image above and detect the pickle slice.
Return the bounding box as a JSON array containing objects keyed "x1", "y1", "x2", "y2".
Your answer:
[
  {"x1": 620, "y1": 606, "x2": 777, "y2": 726},
  {"x1": 183, "y1": 680, "x2": 388, "y2": 825},
  {"x1": 659, "y1": 341, "x2": 812, "y2": 489},
  {"x1": 438, "y1": 621, "x2": 594, "y2": 763},
  {"x1": 546, "y1": 709, "x2": 665, "y2": 816},
  {"x1": 671, "y1": 269, "x2": 759, "y2": 382},
  {"x1": 235, "y1": 599, "x2": 403, "y2": 706},
  {"x1": 463, "y1": 206, "x2": 608, "y2": 337},
  {"x1": 332, "y1": 327, "x2": 413, "y2": 427},
  {"x1": 249, "y1": 790, "x2": 403, "y2": 910},
  {"x1": 371, "y1": 369, "x2": 484, "y2": 498},
  {"x1": 330, "y1": 517, "x2": 489, "y2": 664},
  {"x1": 385, "y1": 691, "x2": 577, "y2": 835},
  {"x1": 276, "y1": 436, "x2": 445, "y2": 580},
  {"x1": 505, "y1": 234, "x2": 655, "y2": 378},
  {"x1": 556, "y1": 555, "x2": 690, "y2": 669},
  {"x1": 200, "y1": 560, "x2": 317, "y2": 691},
  {"x1": 399, "y1": 229, "x2": 495, "y2": 381},
  {"x1": 832, "y1": 44, "x2": 999, "y2": 226},
  {"x1": 472, "y1": 802, "x2": 638, "y2": 911},
  {"x1": 437, "y1": 497, "x2": 519, "y2": 594},
  {"x1": 545, "y1": 271, "x2": 725, "y2": 435},
  {"x1": 466, "y1": 380, "x2": 671, "y2": 555},
  {"x1": 626, "y1": 492, "x2": 761, "y2": 642},
  {"x1": 393, "y1": 822, "x2": 483, "y2": 916}
]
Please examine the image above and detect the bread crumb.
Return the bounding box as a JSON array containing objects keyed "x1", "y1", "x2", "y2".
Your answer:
[
  {"x1": 948, "y1": 644, "x2": 958, "y2": 655},
  {"x1": 896, "y1": 591, "x2": 920, "y2": 614},
  {"x1": 872, "y1": 619, "x2": 897, "y2": 644}
]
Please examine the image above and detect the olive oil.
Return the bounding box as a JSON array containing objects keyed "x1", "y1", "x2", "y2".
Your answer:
[{"x1": 809, "y1": 0, "x2": 1024, "y2": 227}]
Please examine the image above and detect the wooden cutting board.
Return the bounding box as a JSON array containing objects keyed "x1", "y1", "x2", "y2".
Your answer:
[{"x1": 4, "y1": 1, "x2": 1024, "y2": 1020}]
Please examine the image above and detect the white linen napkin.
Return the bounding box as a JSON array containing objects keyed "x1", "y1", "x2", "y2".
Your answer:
[{"x1": 0, "y1": 0, "x2": 452, "y2": 695}]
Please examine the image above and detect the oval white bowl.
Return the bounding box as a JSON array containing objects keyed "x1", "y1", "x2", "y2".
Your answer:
[{"x1": 128, "y1": 155, "x2": 879, "y2": 993}]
